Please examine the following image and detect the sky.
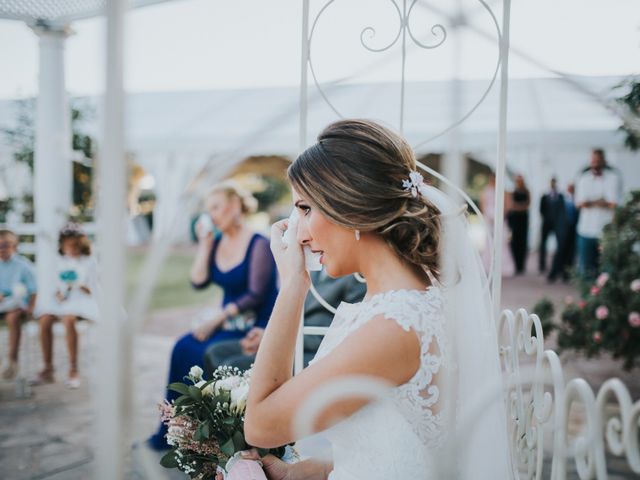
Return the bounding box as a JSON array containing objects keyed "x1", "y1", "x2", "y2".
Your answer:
[{"x1": 0, "y1": 0, "x2": 638, "y2": 99}]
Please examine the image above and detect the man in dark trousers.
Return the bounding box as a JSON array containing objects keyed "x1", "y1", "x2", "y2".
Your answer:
[
  {"x1": 203, "y1": 269, "x2": 366, "y2": 373},
  {"x1": 538, "y1": 177, "x2": 565, "y2": 275},
  {"x1": 552, "y1": 183, "x2": 579, "y2": 281}
]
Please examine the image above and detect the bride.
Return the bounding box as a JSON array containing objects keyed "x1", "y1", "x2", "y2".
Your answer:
[{"x1": 245, "y1": 119, "x2": 511, "y2": 479}]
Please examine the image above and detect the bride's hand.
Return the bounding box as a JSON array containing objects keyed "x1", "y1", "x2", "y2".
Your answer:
[
  {"x1": 235, "y1": 450, "x2": 291, "y2": 480},
  {"x1": 261, "y1": 454, "x2": 292, "y2": 480},
  {"x1": 270, "y1": 219, "x2": 309, "y2": 289}
]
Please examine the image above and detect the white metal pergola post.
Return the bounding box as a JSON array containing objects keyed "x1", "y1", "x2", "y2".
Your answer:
[
  {"x1": 294, "y1": 0, "x2": 310, "y2": 376},
  {"x1": 491, "y1": 0, "x2": 512, "y2": 316},
  {"x1": 442, "y1": 1, "x2": 465, "y2": 194},
  {"x1": 31, "y1": 23, "x2": 73, "y2": 308},
  {"x1": 95, "y1": 0, "x2": 128, "y2": 477}
]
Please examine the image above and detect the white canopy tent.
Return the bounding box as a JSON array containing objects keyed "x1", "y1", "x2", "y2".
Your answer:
[
  {"x1": 1, "y1": 0, "x2": 639, "y2": 478},
  {"x1": 2, "y1": 76, "x2": 638, "y2": 246},
  {"x1": 119, "y1": 76, "x2": 638, "y2": 179},
  {"x1": 112, "y1": 76, "x2": 638, "y2": 244}
]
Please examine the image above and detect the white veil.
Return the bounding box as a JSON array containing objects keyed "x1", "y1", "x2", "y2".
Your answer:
[{"x1": 416, "y1": 180, "x2": 512, "y2": 479}]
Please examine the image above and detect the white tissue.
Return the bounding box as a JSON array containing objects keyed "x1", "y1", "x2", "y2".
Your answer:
[
  {"x1": 282, "y1": 209, "x2": 322, "y2": 271},
  {"x1": 196, "y1": 213, "x2": 215, "y2": 236}
]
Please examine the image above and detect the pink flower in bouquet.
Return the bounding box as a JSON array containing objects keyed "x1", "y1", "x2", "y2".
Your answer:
[
  {"x1": 578, "y1": 300, "x2": 587, "y2": 310},
  {"x1": 159, "y1": 400, "x2": 175, "y2": 423},
  {"x1": 160, "y1": 365, "x2": 289, "y2": 479},
  {"x1": 225, "y1": 455, "x2": 268, "y2": 480},
  {"x1": 590, "y1": 286, "x2": 600, "y2": 296},
  {"x1": 593, "y1": 331, "x2": 602, "y2": 343},
  {"x1": 631, "y1": 279, "x2": 640, "y2": 292},
  {"x1": 595, "y1": 273, "x2": 609, "y2": 288},
  {"x1": 629, "y1": 311, "x2": 640, "y2": 328},
  {"x1": 595, "y1": 305, "x2": 609, "y2": 320}
]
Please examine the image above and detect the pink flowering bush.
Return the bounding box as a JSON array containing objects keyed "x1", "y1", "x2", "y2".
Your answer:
[
  {"x1": 556, "y1": 191, "x2": 640, "y2": 370},
  {"x1": 595, "y1": 306, "x2": 609, "y2": 320}
]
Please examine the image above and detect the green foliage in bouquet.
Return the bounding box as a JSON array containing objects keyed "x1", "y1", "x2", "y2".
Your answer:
[
  {"x1": 159, "y1": 365, "x2": 286, "y2": 479},
  {"x1": 555, "y1": 191, "x2": 640, "y2": 370}
]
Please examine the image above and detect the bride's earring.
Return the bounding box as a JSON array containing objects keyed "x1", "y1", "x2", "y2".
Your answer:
[{"x1": 355, "y1": 230, "x2": 361, "y2": 241}]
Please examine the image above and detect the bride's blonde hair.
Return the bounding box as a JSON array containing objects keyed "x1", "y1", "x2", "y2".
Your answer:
[{"x1": 288, "y1": 119, "x2": 441, "y2": 279}]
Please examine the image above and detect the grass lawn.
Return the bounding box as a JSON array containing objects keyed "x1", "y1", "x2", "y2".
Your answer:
[{"x1": 126, "y1": 247, "x2": 221, "y2": 312}]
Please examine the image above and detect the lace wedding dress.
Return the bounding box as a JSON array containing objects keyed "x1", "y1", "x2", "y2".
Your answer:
[{"x1": 309, "y1": 287, "x2": 450, "y2": 480}]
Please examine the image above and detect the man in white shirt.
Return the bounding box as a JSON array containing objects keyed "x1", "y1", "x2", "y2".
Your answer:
[{"x1": 574, "y1": 149, "x2": 619, "y2": 279}]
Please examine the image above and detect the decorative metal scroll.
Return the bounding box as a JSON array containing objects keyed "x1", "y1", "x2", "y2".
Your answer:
[
  {"x1": 498, "y1": 308, "x2": 640, "y2": 479},
  {"x1": 307, "y1": 0, "x2": 502, "y2": 143}
]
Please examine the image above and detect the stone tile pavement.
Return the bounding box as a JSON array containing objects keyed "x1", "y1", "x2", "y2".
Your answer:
[{"x1": 0, "y1": 267, "x2": 638, "y2": 479}]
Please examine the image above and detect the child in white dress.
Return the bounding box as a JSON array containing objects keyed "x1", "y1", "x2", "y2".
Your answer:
[{"x1": 35, "y1": 224, "x2": 98, "y2": 388}]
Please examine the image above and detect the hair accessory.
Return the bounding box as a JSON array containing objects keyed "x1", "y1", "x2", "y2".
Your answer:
[
  {"x1": 59, "y1": 223, "x2": 85, "y2": 236},
  {"x1": 355, "y1": 230, "x2": 361, "y2": 241},
  {"x1": 402, "y1": 171, "x2": 428, "y2": 198}
]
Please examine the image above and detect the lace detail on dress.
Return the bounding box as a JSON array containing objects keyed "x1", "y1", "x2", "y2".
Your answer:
[{"x1": 310, "y1": 287, "x2": 449, "y2": 450}]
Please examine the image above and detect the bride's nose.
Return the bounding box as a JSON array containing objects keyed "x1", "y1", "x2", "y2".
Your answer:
[{"x1": 296, "y1": 219, "x2": 311, "y2": 245}]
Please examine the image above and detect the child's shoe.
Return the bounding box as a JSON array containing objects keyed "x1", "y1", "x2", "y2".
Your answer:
[
  {"x1": 64, "y1": 371, "x2": 81, "y2": 389},
  {"x1": 31, "y1": 368, "x2": 55, "y2": 385},
  {"x1": 2, "y1": 361, "x2": 17, "y2": 380}
]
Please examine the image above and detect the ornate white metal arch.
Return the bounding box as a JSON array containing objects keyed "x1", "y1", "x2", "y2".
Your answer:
[
  {"x1": 296, "y1": 0, "x2": 508, "y2": 366},
  {"x1": 294, "y1": 2, "x2": 640, "y2": 479},
  {"x1": 498, "y1": 308, "x2": 640, "y2": 479}
]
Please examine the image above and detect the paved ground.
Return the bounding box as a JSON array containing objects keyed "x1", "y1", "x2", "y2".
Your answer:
[{"x1": 1, "y1": 263, "x2": 638, "y2": 479}]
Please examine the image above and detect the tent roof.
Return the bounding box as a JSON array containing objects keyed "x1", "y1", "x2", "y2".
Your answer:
[
  {"x1": 0, "y1": 75, "x2": 632, "y2": 159},
  {"x1": 117, "y1": 75, "x2": 627, "y2": 156}
]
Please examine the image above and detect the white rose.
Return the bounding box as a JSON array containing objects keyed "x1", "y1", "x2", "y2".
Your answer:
[
  {"x1": 230, "y1": 382, "x2": 250, "y2": 414},
  {"x1": 215, "y1": 375, "x2": 243, "y2": 394},
  {"x1": 202, "y1": 382, "x2": 215, "y2": 397},
  {"x1": 189, "y1": 365, "x2": 204, "y2": 381}
]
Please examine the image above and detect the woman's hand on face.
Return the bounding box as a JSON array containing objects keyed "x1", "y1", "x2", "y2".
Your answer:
[
  {"x1": 270, "y1": 219, "x2": 309, "y2": 289},
  {"x1": 195, "y1": 221, "x2": 215, "y2": 246}
]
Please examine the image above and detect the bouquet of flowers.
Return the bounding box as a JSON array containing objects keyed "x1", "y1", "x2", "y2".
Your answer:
[
  {"x1": 57, "y1": 256, "x2": 83, "y2": 301},
  {"x1": 159, "y1": 365, "x2": 290, "y2": 479}
]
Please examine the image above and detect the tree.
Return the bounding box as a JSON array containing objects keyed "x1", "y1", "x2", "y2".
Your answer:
[
  {"x1": 614, "y1": 78, "x2": 640, "y2": 151},
  {"x1": 1, "y1": 98, "x2": 96, "y2": 222}
]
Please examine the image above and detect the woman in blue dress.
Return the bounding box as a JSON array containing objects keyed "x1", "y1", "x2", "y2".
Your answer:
[{"x1": 148, "y1": 181, "x2": 278, "y2": 450}]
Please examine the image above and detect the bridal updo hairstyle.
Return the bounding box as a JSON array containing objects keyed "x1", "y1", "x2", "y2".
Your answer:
[{"x1": 288, "y1": 119, "x2": 441, "y2": 279}]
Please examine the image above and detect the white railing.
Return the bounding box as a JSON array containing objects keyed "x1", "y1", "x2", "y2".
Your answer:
[
  {"x1": 296, "y1": 305, "x2": 640, "y2": 479},
  {"x1": 0, "y1": 222, "x2": 97, "y2": 255},
  {"x1": 498, "y1": 308, "x2": 640, "y2": 479}
]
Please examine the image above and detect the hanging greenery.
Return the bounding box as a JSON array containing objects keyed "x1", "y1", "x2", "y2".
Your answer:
[
  {"x1": 0, "y1": 98, "x2": 96, "y2": 222},
  {"x1": 614, "y1": 78, "x2": 640, "y2": 151}
]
